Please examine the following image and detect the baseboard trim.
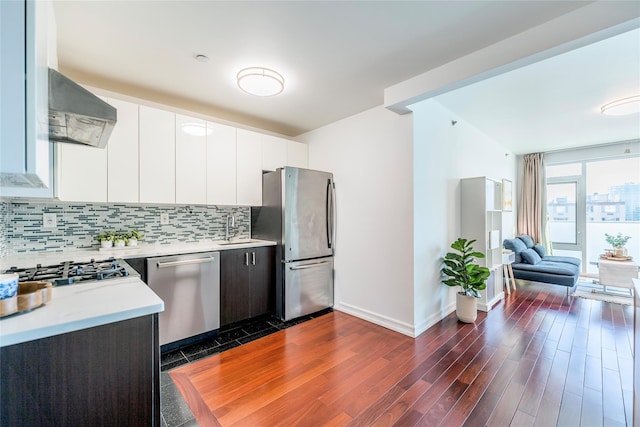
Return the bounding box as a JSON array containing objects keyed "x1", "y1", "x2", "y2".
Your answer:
[
  {"x1": 333, "y1": 302, "x2": 416, "y2": 337},
  {"x1": 334, "y1": 301, "x2": 457, "y2": 338},
  {"x1": 413, "y1": 301, "x2": 456, "y2": 337},
  {"x1": 478, "y1": 292, "x2": 505, "y2": 312}
]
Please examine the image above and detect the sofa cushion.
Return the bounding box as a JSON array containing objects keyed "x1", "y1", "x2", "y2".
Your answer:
[
  {"x1": 510, "y1": 261, "x2": 580, "y2": 287},
  {"x1": 533, "y1": 244, "x2": 547, "y2": 258},
  {"x1": 521, "y1": 248, "x2": 542, "y2": 265},
  {"x1": 512, "y1": 260, "x2": 580, "y2": 277},
  {"x1": 543, "y1": 255, "x2": 581, "y2": 267},
  {"x1": 517, "y1": 235, "x2": 535, "y2": 248},
  {"x1": 503, "y1": 238, "x2": 527, "y2": 263}
]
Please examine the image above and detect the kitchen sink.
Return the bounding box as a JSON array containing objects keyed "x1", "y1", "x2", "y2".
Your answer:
[{"x1": 215, "y1": 239, "x2": 259, "y2": 246}]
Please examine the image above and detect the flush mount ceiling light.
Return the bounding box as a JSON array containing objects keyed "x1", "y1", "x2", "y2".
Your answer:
[
  {"x1": 237, "y1": 67, "x2": 284, "y2": 97},
  {"x1": 601, "y1": 95, "x2": 640, "y2": 116},
  {"x1": 181, "y1": 122, "x2": 213, "y2": 136}
]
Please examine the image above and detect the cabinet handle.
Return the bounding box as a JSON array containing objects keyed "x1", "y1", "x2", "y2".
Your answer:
[
  {"x1": 252, "y1": 252, "x2": 256, "y2": 265},
  {"x1": 244, "y1": 252, "x2": 249, "y2": 266}
]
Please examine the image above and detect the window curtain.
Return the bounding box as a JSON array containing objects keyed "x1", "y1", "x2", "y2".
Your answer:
[{"x1": 517, "y1": 153, "x2": 550, "y2": 250}]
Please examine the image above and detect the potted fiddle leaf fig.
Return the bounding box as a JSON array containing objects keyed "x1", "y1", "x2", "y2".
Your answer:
[{"x1": 441, "y1": 238, "x2": 490, "y2": 323}]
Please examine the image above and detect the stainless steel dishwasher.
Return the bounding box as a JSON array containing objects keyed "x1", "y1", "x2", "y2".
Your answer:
[{"x1": 147, "y1": 251, "x2": 220, "y2": 346}]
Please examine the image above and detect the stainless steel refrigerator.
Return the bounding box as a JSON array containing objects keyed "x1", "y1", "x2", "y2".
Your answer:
[{"x1": 252, "y1": 166, "x2": 335, "y2": 321}]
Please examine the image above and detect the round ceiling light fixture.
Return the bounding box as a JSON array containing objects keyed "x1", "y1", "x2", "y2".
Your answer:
[
  {"x1": 600, "y1": 95, "x2": 640, "y2": 116},
  {"x1": 237, "y1": 67, "x2": 284, "y2": 97}
]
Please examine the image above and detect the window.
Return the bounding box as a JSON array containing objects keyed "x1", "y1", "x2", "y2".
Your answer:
[
  {"x1": 546, "y1": 155, "x2": 640, "y2": 275},
  {"x1": 547, "y1": 182, "x2": 578, "y2": 244}
]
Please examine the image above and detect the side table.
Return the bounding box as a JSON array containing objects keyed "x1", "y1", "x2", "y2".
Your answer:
[
  {"x1": 502, "y1": 252, "x2": 516, "y2": 295},
  {"x1": 597, "y1": 258, "x2": 639, "y2": 291}
]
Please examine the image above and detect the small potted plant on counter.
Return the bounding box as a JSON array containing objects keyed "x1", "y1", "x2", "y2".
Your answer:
[
  {"x1": 127, "y1": 229, "x2": 144, "y2": 247},
  {"x1": 605, "y1": 232, "x2": 631, "y2": 258},
  {"x1": 95, "y1": 231, "x2": 115, "y2": 249},
  {"x1": 441, "y1": 238, "x2": 490, "y2": 323},
  {"x1": 113, "y1": 233, "x2": 126, "y2": 248}
]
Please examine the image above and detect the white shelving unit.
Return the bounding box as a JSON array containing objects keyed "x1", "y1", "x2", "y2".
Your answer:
[{"x1": 461, "y1": 176, "x2": 505, "y2": 311}]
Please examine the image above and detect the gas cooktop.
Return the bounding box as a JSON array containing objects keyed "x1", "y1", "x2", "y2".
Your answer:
[{"x1": 3, "y1": 258, "x2": 139, "y2": 286}]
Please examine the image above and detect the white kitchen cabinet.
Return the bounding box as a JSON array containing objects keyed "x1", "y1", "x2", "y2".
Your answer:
[
  {"x1": 262, "y1": 134, "x2": 287, "y2": 172},
  {"x1": 236, "y1": 129, "x2": 262, "y2": 206},
  {"x1": 175, "y1": 114, "x2": 207, "y2": 205},
  {"x1": 0, "y1": 0, "x2": 54, "y2": 198},
  {"x1": 56, "y1": 95, "x2": 108, "y2": 202},
  {"x1": 207, "y1": 122, "x2": 237, "y2": 206},
  {"x1": 263, "y1": 136, "x2": 309, "y2": 171},
  {"x1": 56, "y1": 142, "x2": 108, "y2": 202},
  {"x1": 106, "y1": 98, "x2": 139, "y2": 203},
  {"x1": 139, "y1": 106, "x2": 175, "y2": 204},
  {"x1": 287, "y1": 141, "x2": 308, "y2": 168}
]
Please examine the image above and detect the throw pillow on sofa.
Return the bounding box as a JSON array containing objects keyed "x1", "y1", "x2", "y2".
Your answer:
[
  {"x1": 521, "y1": 248, "x2": 542, "y2": 265},
  {"x1": 503, "y1": 238, "x2": 527, "y2": 263},
  {"x1": 517, "y1": 235, "x2": 535, "y2": 248},
  {"x1": 533, "y1": 244, "x2": 547, "y2": 258}
]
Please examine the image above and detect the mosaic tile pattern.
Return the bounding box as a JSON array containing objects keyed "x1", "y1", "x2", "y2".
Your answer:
[
  {"x1": 5, "y1": 200, "x2": 250, "y2": 254},
  {"x1": 0, "y1": 201, "x2": 8, "y2": 258}
]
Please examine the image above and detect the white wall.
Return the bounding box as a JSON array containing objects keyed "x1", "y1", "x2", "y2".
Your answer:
[
  {"x1": 298, "y1": 101, "x2": 516, "y2": 337},
  {"x1": 410, "y1": 99, "x2": 517, "y2": 335},
  {"x1": 297, "y1": 106, "x2": 415, "y2": 335}
]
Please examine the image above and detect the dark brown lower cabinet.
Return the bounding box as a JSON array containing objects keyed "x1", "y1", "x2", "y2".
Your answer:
[
  {"x1": 0, "y1": 314, "x2": 160, "y2": 426},
  {"x1": 220, "y1": 246, "x2": 275, "y2": 326}
]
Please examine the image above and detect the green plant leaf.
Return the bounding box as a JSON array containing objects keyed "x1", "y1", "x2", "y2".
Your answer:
[{"x1": 468, "y1": 251, "x2": 485, "y2": 259}]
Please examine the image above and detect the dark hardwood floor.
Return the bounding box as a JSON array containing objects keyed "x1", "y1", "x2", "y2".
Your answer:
[{"x1": 170, "y1": 282, "x2": 635, "y2": 426}]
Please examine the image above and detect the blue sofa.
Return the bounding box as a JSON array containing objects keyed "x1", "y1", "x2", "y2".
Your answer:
[{"x1": 503, "y1": 235, "x2": 581, "y2": 289}]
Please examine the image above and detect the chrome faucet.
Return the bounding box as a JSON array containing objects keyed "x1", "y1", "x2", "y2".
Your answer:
[{"x1": 225, "y1": 214, "x2": 236, "y2": 241}]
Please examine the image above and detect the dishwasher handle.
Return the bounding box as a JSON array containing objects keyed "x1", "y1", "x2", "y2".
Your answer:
[{"x1": 156, "y1": 257, "x2": 216, "y2": 268}]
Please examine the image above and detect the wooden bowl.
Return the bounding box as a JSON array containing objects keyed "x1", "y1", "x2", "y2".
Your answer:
[
  {"x1": 17, "y1": 281, "x2": 53, "y2": 312},
  {"x1": 0, "y1": 295, "x2": 18, "y2": 317},
  {"x1": 0, "y1": 281, "x2": 53, "y2": 317}
]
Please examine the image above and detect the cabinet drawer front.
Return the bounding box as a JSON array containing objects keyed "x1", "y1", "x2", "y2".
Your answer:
[{"x1": 284, "y1": 257, "x2": 333, "y2": 321}]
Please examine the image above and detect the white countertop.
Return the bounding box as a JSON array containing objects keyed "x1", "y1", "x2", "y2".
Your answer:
[
  {"x1": 0, "y1": 238, "x2": 276, "y2": 269},
  {"x1": 0, "y1": 277, "x2": 164, "y2": 347},
  {"x1": 0, "y1": 239, "x2": 275, "y2": 347}
]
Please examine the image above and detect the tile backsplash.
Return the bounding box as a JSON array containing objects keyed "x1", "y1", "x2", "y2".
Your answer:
[
  {"x1": 0, "y1": 201, "x2": 8, "y2": 258},
  {"x1": 2, "y1": 200, "x2": 250, "y2": 255}
]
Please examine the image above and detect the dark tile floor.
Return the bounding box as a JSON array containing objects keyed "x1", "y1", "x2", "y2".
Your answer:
[{"x1": 159, "y1": 309, "x2": 332, "y2": 427}]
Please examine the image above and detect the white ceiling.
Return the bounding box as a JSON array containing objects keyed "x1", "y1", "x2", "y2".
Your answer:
[
  {"x1": 54, "y1": 0, "x2": 640, "y2": 153},
  {"x1": 53, "y1": 0, "x2": 592, "y2": 137},
  {"x1": 436, "y1": 27, "x2": 640, "y2": 155}
]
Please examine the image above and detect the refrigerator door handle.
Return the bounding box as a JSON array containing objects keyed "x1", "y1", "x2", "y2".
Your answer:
[
  {"x1": 289, "y1": 260, "x2": 333, "y2": 270},
  {"x1": 331, "y1": 180, "x2": 336, "y2": 251},
  {"x1": 326, "y1": 180, "x2": 333, "y2": 249}
]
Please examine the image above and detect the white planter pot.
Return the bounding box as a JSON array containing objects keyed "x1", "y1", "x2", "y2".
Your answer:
[
  {"x1": 100, "y1": 241, "x2": 113, "y2": 249},
  {"x1": 456, "y1": 292, "x2": 478, "y2": 323},
  {"x1": 113, "y1": 240, "x2": 125, "y2": 248},
  {"x1": 127, "y1": 239, "x2": 138, "y2": 247},
  {"x1": 613, "y1": 247, "x2": 627, "y2": 257}
]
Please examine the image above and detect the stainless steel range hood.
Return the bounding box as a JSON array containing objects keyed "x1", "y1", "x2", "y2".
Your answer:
[{"x1": 48, "y1": 68, "x2": 117, "y2": 149}]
